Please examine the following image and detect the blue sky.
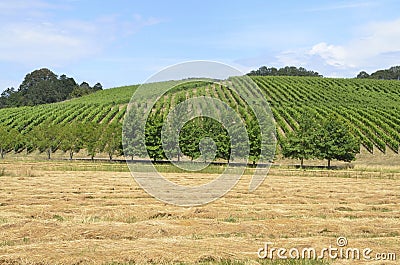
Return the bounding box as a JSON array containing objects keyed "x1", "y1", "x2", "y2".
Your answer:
[{"x1": 1, "y1": 0, "x2": 400, "y2": 90}]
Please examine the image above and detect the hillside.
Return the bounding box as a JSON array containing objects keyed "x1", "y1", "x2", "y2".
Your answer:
[{"x1": 0, "y1": 76, "x2": 400, "y2": 161}]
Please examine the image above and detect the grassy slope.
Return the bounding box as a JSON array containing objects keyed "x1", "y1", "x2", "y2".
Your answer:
[{"x1": 1, "y1": 77, "x2": 400, "y2": 156}]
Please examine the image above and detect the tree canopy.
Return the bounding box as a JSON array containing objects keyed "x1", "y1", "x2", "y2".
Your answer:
[
  {"x1": 356, "y1": 66, "x2": 400, "y2": 80},
  {"x1": 0, "y1": 68, "x2": 103, "y2": 108},
  {"x1": 248, "y1": 66, "x2": 323, "y2": 77},
  {"x1": 282, "y1": 113, "x2": 360, "y2": 168}
]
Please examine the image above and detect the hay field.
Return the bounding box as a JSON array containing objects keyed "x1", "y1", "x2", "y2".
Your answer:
[{"x1": 0, "y1": 161, "x2": 399, "y2": 264}]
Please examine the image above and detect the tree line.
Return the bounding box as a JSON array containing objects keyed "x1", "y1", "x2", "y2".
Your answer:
[
  {"x1": 282, "y1": 113, "x2": 360, "y2": 168},
  {"x1": 356, "y1": 66, "x2": 400, "y2": 80},
  {"x1": 0, "y1": 68, "x2": 103, "y2": 108},
  {"x1": 247, "y1": 66, "x2": 323, "y2": 77},
  {"x1": 0, "y1": 112, "x2": 360, "y2": 167},
  {"x1": 0, "y1": 122, "x2": 121, "y2": 160}
]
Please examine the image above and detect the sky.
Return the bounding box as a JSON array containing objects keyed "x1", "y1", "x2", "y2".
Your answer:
[{"x1": 1, "y1": 0, "x2": 400, "y2": 91}]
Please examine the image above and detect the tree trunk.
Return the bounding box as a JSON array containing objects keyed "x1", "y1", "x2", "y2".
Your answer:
[
  {"x1": 47, "y1": 147, "x2": 51, "y2": 160},
  {"x1": 0, "y1": 148, "x2": 3, "y2": 159},
  {"x1": 328, "y1": 159, "x2": 331, "y2": 168},
  {"x1": 177, "y1": 152, "x2": 180, "y2": 162},
  {"x1": 69, "y1": 151, "x2": 73, "y2": 160},
  {"x1": 301, "y1": 158, "x2": 304, "y2": 168},
  {"x1": 109, "y1": 153, "x2": 113, "y2": 161}
]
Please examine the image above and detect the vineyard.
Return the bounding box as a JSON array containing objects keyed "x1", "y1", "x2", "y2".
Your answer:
[{"x1": 0, "y1": 76, "x2": 400, "y2": 162}]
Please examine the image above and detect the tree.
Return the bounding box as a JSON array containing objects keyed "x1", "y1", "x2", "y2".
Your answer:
[
  {"x1": 356, "y1": 71, "x2": 370, "y2": 79},
  {"x1": 0, "y1": 126, "x2": 20, "y2": 158},
  {"x1": 82, "y1": 122, "x2": 103, "y2": 160},
  {"x1": 0, "y1": 68, "x2": 82, "y2": 108},
  {"x1": 247, "y1": 119, "x2": 261, "y2": 165},
  {"x1": 123, "y1": 106, "x2": 147, "y2": 160},
  {"x1": 248, "y1": 66, "x2": 322, "y2": 77},
  {"x1": 0, "y1": 87, "x2": 19, "y2": 108},
  {"x1": 101, "y1": 122, "x2": 122, "y2": 161},
  {"x1": 60, "y1": 123, "x2": 85, "y2": 160},
  {"x1": 179, "y1": 118, "x2": 202, "y2": 161},
  {"x1": 315, "y1": 115, "x2": 360, "y2": 168},
  {"x1": 357, "y1": 66, "x2": 400, "y2": 80},
  {"x1": 281, "y1": 113, "x2": 319, "y2": 168},
  {"x1": 18, "y1": 68, "x2": 60, "y2": 106},
  {"x1": 93, "y1": 82, "x2": 103, "y2": 91},
  {"x1": 31, "y1": 123, "x2": 61, "y2": 159},
  {"x1": 145, "y1": 116, "x2": 164, "y2": 162},
  {"x1": 69, "y1": 81, "x2": 101, "y2": 98},
  {"x1": 58, "y1": 74, "x2": 77, "y2": 100}
]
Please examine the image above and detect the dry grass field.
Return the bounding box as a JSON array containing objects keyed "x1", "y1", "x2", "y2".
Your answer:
[{"x1": 0, "y1": 160, "x2": 399, "y2": 265}]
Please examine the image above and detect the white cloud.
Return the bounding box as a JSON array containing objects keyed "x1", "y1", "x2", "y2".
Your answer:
[
  {"x1": 308, "y1": 19, "x2": 400, "y2": 70},
  {"x1": 308, "y1": 42, "x2": 349, "y2": 68},
  {"x1": 0, "y1": 1, "x2": 163, "y2": 67},
  {"x1": 260, "y1": 18, "x2": 400, "y2": 77},
  {"x1": 0, "y1": 22, "x2": 100, "y2": 66}
]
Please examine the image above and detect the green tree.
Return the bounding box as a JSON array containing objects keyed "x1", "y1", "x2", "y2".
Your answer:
[
  {"x1": 60, "y1": 123, "x2": 85, "y2": 160},
  {"x1": 315, "y1": 115, "x2": 360, "y2": 168},
  {"x1": 356, "y1": 71, "x2": 370, "y2": 79},
  {"x1": 83, "y1": 122, "x2": 102, "y2": 160},
  {"x1": 58, "y1": 74, "x2": 77, "y2": 99},
  {"x1": 247, "y1": 119, "x2": 261, "y2": 165},
  {"x1": 123, "y1": 106, "x2": 147, "y2": 160},
  {"x1": 248, "y1": 66, "x2": 322, "y2": 77},
  {"x1": 0, "y1": 68, "x2": 79, "y2": 108},
  {"x1": 179, "y1": 118, "x2": 203, "y2": 161},
  {"x1": 19, "y1": 68, "x2": 60, "y2": 105},
  {"x1": 31, "y1": 123, "x2": 61, "y2": 159},
  {"x1": 0, "y1": 126, "x2": 20, "y2": 158},
  {"x1": 145, "y1": 116, "x2": 164, "y2": 162},
  {"x1": 281, "y1": 113, "x2": 319, "y2": 168},
  {"x1": 93, "y1": 82, "x2": 103, "y2": 91},
  {"x1": 101, "y1": 122, "x2": 122, "y2": 161}
]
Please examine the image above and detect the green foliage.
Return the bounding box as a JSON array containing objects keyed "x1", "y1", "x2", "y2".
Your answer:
[
  {"x1": 282, "y1": 113, "x2": 360, "y2": 167},
  {"x1": 281, "y1": 113, "x2": 319, "y2": 167},
  {"x1": 0, "y1": 68, "x2": 102, "y2": 108},
  {"x1": 82, "y1": 122, "x2": 103, "y2": 160},
  {"x1": 101, "y1": 122, "x2": 123, "y2": 160},
  {"x1": 0, "y1": 76, "x2": 398, "y2": 167},
  {"x1": 357, "y1": 66, "x2": 400, "y2": 80},
  {"x1": 30, "y1": 122, "x2": 62, "y2": 159},
  {"x1": 178, "y1": 117, "x2": 230, "y2": 162},
  {"x1": 248, "y1": 66, "x2": 322, "y2": 77},
  {"x1": 69, "y1": 81, "x2": 103, "y2": 98},
  {"x1": 315, "y1": 115, "x2": 360, "y2": 167},
  {"x1": 0, "y1": 125, "x2": 20, "y2": 158},
  {"x1": 145, "y1": 115, "x2": 164, "y2": 162},
  {"x1": 60, "y1": 123, "x2": 85, "y2": 160}
]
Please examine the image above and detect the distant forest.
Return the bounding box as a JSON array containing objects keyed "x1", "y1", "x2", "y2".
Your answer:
[
  {"x1": 0, "y1": 68, "x2": 102, "y2": 109},
  {"x1": 249, "y1": 65, "x2": 400, "y2": 80},
  {"x1": 247, "y1": 66, "x2": 323, "y2": 77},
  {"x1": 356, "y1": 66, "x2": 400, "y2": 80}
]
